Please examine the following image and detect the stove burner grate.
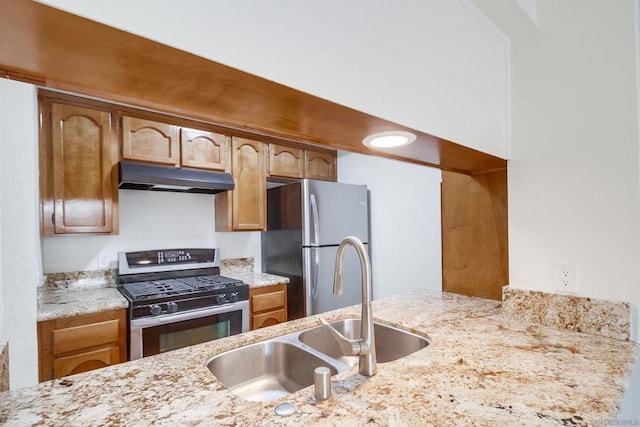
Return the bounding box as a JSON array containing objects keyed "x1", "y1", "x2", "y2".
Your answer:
[{"x1": 120, "y1": 275, "x2": 244, "y2": 301}]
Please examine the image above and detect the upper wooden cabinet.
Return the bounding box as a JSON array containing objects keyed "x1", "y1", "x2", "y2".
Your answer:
[
  {"x1": 269, "y1": 143, "x2": 304, "y2": 179},
  {"x1": 268, "y1": 143, "x2": 337, "y2": 181},
  {"x1": 121, "y1": 116, "x2": 179, "y2": 166},
  {"x1": 180, "y1": 128, "x2": 230, "y2": 172},
  {"x1": 215, "y1": 137, "x2": 266, "y2": 231},
  {"x1": 122, "y1": 117, "x2": 230, "y2": 172},
  {"x1": 40, "y1": 100, "x2": 119, "y2": 236},
  {"x1": 305, "y1": 150, "x2": 336, "y2": 181}
]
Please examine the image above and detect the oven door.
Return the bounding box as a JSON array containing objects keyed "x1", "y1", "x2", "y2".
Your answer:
[{"x1": 129, "y1": 301, "x2": 249, "y2": 360}]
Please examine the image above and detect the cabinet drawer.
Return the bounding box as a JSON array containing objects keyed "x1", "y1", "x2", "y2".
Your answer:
[
  {"x1": 252, "y1": 309, "x2": 286, "y2": 330},
  {"x1": 53, "y1": 319, "x2": 120, "y2": 355},
  {"x1": 251, "y1": 290, "x2": 285, "y2": 313},
  {"x1": 53, "y1": 346, "x2": 120, "y2": 378}
]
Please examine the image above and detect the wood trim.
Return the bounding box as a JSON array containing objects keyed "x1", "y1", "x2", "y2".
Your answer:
[
  {"x1": 441, "y1": 169, "x2": 508, "y2": 300},
  {"x1": 1, "y1": 0, "x2": 506, "y2": 174}
]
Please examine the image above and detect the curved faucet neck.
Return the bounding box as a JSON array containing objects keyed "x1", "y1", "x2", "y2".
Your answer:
[{"x1": 330, "y1": 236, "x2": 376, "y2": 376}]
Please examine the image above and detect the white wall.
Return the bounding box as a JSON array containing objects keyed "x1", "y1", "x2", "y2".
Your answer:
[
  {"x1": 503, "y1": 0, "x2": 640, "y2": 340},
  {"x1": 0, "y1": 79, "x2": 41, "y2": 388},
  {"x1": 42, "y1": 191, "x2": 260, "y2": 273},
  {"x1": 41, "y1": 0, "x2": 510, "y2": 159},
  {"x1": 337, "y1": 151, "x2": 442, "y2": 299}
]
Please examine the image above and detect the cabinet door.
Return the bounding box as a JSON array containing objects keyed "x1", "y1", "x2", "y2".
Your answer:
[
  {"x1": 181, "y1": 128, "x2": 230, "y2": 171},
  {"x1": 252, "y1": 310, "x2": 286, "y2": 330},
  {"x1": 305, "y1": 150, "x2": 337, "y2": 181},
  {"x1": 217, "y1": 137, "x2": 266, "y2": 231},
  {"x1": 122, "y1": 116, "x2": 179, "y2": 165},
  {"x1": 50, "y1": 103, "x2": 117, "y2": 234},
  {"x1": 53, "y1": 346, "x2": 120, "y2": 378},
  {"x1": 38, "y1": 309, "x2": 127, "y2": 382},
  {"x1": 269, "y1": 143, "x2": 304, "y2": 178}
]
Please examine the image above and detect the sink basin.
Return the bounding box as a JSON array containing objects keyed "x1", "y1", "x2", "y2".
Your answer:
[
  {"x1": 206, "y1": 340, "x2": 338, "y2": 402},
  {"x1": 206, "y1": 318, "x2": 429, "y2": 401},
  {"x1": 298, "y1": 318, "x2": 429, "y2": 367}
]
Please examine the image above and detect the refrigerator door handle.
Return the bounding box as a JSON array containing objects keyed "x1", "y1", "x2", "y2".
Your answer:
[
  {"x1": 310, "y1": 193, "x2": 320, "y2": 246},
  {"x1": 311, "y1": 247, "x2": 319, "y2": 299}
]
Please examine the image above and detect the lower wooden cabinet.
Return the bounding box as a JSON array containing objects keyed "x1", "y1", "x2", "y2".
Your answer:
[
  {"x1": 249, "y1": 283, "x2": 288, "y2": 330},
  {"x1": 38, "y1": 309, "x2": 127, "y2": 381}
]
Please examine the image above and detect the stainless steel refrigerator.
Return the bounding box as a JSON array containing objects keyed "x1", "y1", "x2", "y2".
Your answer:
[{"x1": 262, "y1": 179, "x2": 369, "y2": 320}]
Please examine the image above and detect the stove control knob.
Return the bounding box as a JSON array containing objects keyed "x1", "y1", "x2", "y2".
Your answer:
[
  {"x1": 216, "y1": 294, "x2": 227, "y2": 304},
  {"x1": 229, "y1": 292, "x2": 239, "y2": 302},
  {"x1": 167, "y1": 302, "x2": 178, "y2": 313},
  {"x1": 150, "y1": 304, "x2": 162, "y2": 316}
]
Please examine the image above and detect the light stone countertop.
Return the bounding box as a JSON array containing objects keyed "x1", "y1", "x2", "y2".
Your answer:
[
  {"x1": 4, "y1": 291, "x2": 638, "y2": 426},
  {"x1": 37, "y1": 287, "x2": 129, "y2": 322},
  {"x1": 224, "y1": 271, "x2": 290, "y2": 289},
  {"x1": 36, "y1": 268, "x2": 287, "y2": 322}
]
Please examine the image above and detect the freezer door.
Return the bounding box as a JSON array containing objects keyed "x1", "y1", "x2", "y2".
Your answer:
[
  {"x1": 303, "y1": 246, "x2": 363, "y2": 315},
  {"x1": 302, "y1": 180, "x2": 368, "y2": 247}
]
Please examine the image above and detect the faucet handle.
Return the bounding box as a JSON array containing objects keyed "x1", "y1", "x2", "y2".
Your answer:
[{"x1": 318, "y1": 317, "x2": 361, "y2": 356}]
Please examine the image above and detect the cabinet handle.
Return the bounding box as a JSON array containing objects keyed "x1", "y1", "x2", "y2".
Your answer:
[{"x1": 51, "y1": 213, "x2": 55, "y2": 225}]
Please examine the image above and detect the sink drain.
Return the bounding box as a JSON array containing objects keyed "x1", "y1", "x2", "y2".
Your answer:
[{"x1": 274, "y1": 402, "x2": 296, "y2": 417}]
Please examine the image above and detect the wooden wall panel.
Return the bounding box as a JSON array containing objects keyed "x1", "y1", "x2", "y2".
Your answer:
[{"x1": 441, "y1": 169, "x2": 508, "y2": 300}]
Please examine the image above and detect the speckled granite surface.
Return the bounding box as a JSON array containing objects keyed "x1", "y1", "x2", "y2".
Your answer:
[
  {"x1": 44, "y1": 269, "x2": 117, "y2": 291},
  {"x1": 37, "y1": 288, "x2": 128, "y2": 322},
  {"x1": 220, "y1": 258, "x2": 254, "y2": 274},
  {"x1": 0, "y1": 342, "x2": 8, "y2": 392},
  {"x1": 221, "y1": 258, "x2": 289, "y2": 288},
  {"x1": 503, "y1": 286, "x2": 631, "y2": 341},
  {"x1": 3, "y1": 291, "x2": 637, "y2": 426}
]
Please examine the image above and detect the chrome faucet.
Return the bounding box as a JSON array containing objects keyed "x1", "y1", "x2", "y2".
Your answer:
[{"x1": 320, "y1": 236, "x2": 377, "y2": 376}]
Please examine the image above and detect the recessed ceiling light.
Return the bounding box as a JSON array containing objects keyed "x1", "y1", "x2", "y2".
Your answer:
[{"x1": 362, "y1": 131, "x2": 417, "y2": 149}]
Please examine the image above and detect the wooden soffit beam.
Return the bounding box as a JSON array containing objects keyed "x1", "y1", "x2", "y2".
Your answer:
[{"x1": 0, "y1": 0, "x2": 506, "y2": 174}]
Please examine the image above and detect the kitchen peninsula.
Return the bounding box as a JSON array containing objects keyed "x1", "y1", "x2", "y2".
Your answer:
[{"x1": 1, "y1": 291, "x2": 637, "y2": 426}]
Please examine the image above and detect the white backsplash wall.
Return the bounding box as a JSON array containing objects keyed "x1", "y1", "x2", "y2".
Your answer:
[
  {"x1": 42, "y1": 190, "x2": 260, "y2": 273},
  {"x1": 337, "y1": 151, "x2": 442, "y2": 300}
]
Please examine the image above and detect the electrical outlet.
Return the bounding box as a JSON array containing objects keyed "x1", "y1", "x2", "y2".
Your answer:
[
  {"x1": 98, "y1": 252, "x2": 112, "y2": 269},
  {"x1": 553, "y1": 264, "x2": 578, "y2": 294}
]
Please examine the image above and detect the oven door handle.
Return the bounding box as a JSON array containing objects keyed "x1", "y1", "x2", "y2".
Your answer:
[{"x1": 131, "y1": 301, "x2": 249, "y2": 328}]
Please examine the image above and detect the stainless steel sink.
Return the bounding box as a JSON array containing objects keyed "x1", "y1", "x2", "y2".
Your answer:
[
  {"x1": 206, "y1": 340, "x2": 339, "y2": 402},
  {"x1": 206, "y1": 318, "x2": 429, "y2": 401},
  {"x1": 298, "y1": 318, "x2": 429, "y2": 367}
]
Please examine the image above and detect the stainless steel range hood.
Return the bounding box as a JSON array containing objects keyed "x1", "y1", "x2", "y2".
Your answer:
[{"x1": 119, "y1": 161, "x2": 234, "y2": 194}]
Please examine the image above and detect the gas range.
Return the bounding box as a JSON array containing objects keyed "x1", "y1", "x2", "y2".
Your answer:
[
  {"x1": 117, "y1": 248, "x2": 250, "y2": 360},
  {"x1": 117, "y1": 248, "x2": 249, "y2": 320}
]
